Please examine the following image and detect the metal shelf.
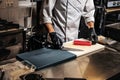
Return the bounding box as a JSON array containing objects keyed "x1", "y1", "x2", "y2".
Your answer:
[{"x1": 106, "y1": 8, "x2": 120, "y2": 13}]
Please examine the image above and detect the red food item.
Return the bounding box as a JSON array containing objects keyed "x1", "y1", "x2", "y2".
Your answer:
[{"x1": 73, "y1": 39, "x2": 92, "y2": 46}]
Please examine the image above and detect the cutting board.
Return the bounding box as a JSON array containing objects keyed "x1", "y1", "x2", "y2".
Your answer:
[{"x1": 63, "y1": 39, "x2": 105, "y2": 57}]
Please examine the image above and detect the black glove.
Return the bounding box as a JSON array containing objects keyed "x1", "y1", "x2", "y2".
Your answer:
[
  {"x1": 49, "y1": 32, "x2": 63, "y2": 49},
  {"x1": 89, "y1": 28, "x2": 98, "y2": 44}
]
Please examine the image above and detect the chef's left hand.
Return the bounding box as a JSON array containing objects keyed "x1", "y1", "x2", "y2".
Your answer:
[{"x1": 89, "y1": 28, "x2": 98, "y2": 44}]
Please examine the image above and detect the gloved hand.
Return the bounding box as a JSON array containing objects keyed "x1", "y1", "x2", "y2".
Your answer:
[
  {"x1": 49, "y1": 32, "x2": 63, "y2": 49},
  {"x1": 89, "y1": 28, "x2": 98, "y2": 44}
]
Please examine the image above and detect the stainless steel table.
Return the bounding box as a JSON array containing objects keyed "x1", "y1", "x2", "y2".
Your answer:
[{"x1": 34, "y1": 48, "x2": 120, "y2": 80}]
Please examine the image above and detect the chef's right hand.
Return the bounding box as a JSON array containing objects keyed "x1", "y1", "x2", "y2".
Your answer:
[{"x1": 49, "y1": 32, "x2": 63, "y2": 49}]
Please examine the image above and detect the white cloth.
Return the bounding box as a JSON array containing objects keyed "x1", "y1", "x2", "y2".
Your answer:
[{"x1": 41, "y1": 0, "x2": 95, "y2": 42}]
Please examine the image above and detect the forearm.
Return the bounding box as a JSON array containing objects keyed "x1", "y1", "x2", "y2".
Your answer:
[
  {"x1": 87, "y1": 21, "x2": 94, "y2": 28},
  {"x1": 83, "y1": 0, "x2": 95, "y2": 28},
  {"x1": 45, "y1": 23, "x2": 55, "y2": 33},
  {"x1": 41, "y1": 0, "x2": 57, "y2": 33}
]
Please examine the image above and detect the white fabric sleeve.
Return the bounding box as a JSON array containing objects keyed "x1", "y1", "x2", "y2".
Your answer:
[
  {"x1": 40, "y1": 0, "x2": 56, "y2": 24},
  {"x1": 82, "y1": 0, "x2": 95, "y2": 23}
]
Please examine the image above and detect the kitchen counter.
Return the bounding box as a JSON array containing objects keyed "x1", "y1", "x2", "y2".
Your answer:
[
  {"x1": 33, "y1": 47, "x2": 120, "y2": 80},
  {"x1": 1, "y1": 42, "x2": 120, "y2": 80}
]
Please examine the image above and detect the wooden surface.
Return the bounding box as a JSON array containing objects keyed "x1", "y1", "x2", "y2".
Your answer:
[
  {"x1": 0, "y1": 28, "x2": 18, "y2": 33},
  {"x1": 106, "y1": 8, "x2": 120, "y2": 13}
]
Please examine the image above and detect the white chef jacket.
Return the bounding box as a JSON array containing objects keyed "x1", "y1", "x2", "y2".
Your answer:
[{"x1": 41, "y1": 0, "x2": 95, "y2": 42}]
